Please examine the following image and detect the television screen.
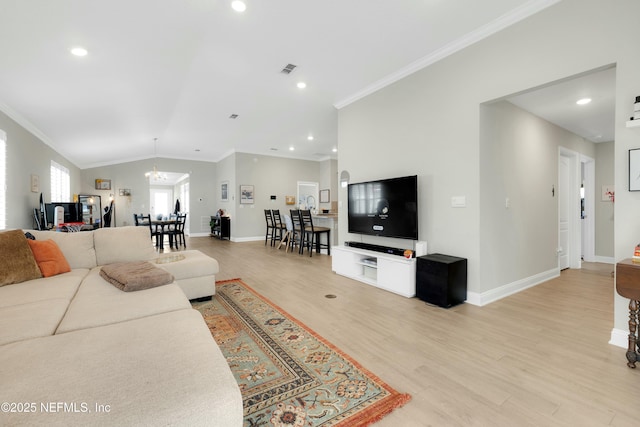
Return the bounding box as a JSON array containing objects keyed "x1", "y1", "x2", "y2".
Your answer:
[{"x1": 347, "y1": 175, "x2": 418, "y2": 240}]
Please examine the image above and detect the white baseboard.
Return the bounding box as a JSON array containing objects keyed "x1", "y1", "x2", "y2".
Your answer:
[
  {"x1": 232, "y1": 236, "x2": 264, "y2": 243},
  {"x1": 609, "y1": 328, "x2": 628, "y2": 348},
  {"x1": 466, "y1": 268, "x2": 560, "y2": 307},
  {"x1": 593, "y1": 255, "x2": 615, "y2": 264},
  {"x1": 188, "y1": 234, "x2": 266, "y2": 243}
]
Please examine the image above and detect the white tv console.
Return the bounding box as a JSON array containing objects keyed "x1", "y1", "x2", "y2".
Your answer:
[{"x1": 332, "y1": 245, "x2": 416, "y2": 298}]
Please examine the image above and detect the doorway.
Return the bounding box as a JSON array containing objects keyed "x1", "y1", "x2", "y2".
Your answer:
[
  {"x1": 558, "y1": 147, "x2": 584, "y2": 270},
  {"x1": 581, "y1": 156, "x2": 596, "y2": 262},
  {"x1": 148, "y1": 171, "x2": 190, "y2": 235}
]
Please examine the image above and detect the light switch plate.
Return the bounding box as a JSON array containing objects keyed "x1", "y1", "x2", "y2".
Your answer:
[{"x1": 451, "y1": 196, "x2": 466, "y2": 207}]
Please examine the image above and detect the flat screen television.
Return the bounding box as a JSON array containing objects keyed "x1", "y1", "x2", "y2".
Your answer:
[{"x1": 347, "y1": 175, "x2": 418, "y2": 240}]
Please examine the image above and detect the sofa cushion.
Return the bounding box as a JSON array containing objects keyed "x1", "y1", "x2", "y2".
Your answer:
[
  {"x1": 0, "y1": 269, "x2": 87, "y2": 308},
  {"x1": 153, "y1": 250, "x2": 219, "y2": 280},
  {"x1": 55, "y1": 267, "x2": 190, "y2": 334},
  {"x1": 0, "y1": 299, "x2": 70, "y2": 346},
  {"x1": 27, "y1": 239, "x2": 71, "y2": 277},
  {"x1": 93, "y1": 226, "x2": 156, "y2": 266},
  {"x1": 28, "y1": 229, "x2": 97, "y2": 269},
  {"x1": 0, "y1": 309, "x2": 243, "y2": 426},
  {"x1": 0, "y1": 229, "x2": 42, "y2": 286}
]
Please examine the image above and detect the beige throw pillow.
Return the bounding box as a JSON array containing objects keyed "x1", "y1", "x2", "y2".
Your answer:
[{"x1": 0, "y1": 230, "x2": 43, "y2": 287}]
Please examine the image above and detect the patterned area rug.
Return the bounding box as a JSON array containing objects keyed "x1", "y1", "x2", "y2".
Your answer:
[{"x1": 193, "y1": 279, "x2": 410, "y2": 427}]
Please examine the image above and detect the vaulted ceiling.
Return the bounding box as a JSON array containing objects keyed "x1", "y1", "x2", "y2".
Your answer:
[{"x1": 1, "y1": 0, "x2": 599, "y2": 170}]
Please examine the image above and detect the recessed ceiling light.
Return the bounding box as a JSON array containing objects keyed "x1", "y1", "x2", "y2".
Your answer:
[
  {"x1": 576, "y1": 98, "x2": 592, "y2": 105},
  {"x1": 297, "y1": 82, "x2": 307, "y2": 89},
  {"x1": 70, "y1": 47, "x2": 88, "y2": 57},
  {"x1": 332, "y1": 148, "x2": 338, "y2": 153},
  {"x1": 231, "y1": 1, "x2": 246, "y2": 12},
  {"x1": 289, "y1": 146, "x2": 295, "y2": 151},
  {"x1": 307, "y1": 135, "x2": 314, "y2": 141},
  {"x1": 229, "y1": 114, "x2": 239, "y2": 119}
]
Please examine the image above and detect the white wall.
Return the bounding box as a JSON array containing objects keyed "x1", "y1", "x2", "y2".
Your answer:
[
  {"x1": 338, "y1": 0, "x2": 640, "y2": 334},
  {"x1": 595, "y1": 141, "x2": 615, "y2": 258},
  {"x1": 232, "y1": 153, "x2": 321, "y2": 240},
  {"x1": 215, "y1": 153, "x2": 236, "y2": 237},
  {"x1": 81, "y1": 157, "x2": 216, "y2": 233},
  {"x1": 0, "y1": 110, "x2": 80, "y2": 229},
  {"x1": 319, "y1": 159, "x2": 338, "y2": 210},
  {"x1": 480, "y1": 100, "x2": 595, "y2": 294}
]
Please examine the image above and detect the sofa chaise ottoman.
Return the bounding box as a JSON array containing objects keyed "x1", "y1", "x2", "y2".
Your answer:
[{"x1": 0, "y1": 227, "x2": 242, "y2": 426}]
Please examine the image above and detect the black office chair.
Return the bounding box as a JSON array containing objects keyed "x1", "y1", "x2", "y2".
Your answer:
[{"x1": 102, "y1": 201, "x2": 114, "y2": 227}]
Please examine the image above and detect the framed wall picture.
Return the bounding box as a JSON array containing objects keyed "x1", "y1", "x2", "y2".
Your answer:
[
  {"x1": 630, "y1": 149, "x2": 640, "y2": 191},
  {"x1": 320, "y1": 189, "x2": 330, "y2": 203},
  {"x1": 285, "y1": 195, "x2": 295, "y2": 205},
  {"x1": 601, "y1": 185, "x2": 614, "y2": 201},
  {"x1": 240, "y1": 185, "x2": 254, "y2": 204},
  {"x1": 30, "y1": 174, "x2": 39, "y2": 192},
  {"x1": 221, "y1": 181, "x2": 229, "y2": 202},
  {"x1": 95, "y1": 179, "x2": 111, "y2": 190}
]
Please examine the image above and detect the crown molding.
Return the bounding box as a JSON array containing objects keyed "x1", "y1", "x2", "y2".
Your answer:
[
  {"x1": 0, "y1": 101, "x2": 80, "y2": 168},
  {"x1": 334, "y1": 0, "x2": 562, "y2": 109}
]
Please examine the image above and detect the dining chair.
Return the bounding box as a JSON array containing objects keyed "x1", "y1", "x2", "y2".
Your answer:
[
  {"x1": 168, "y1": 214, "x2": 187, "y2": 248},
  {"x1": 271, "y1": 209, "x2": 285, "y2": 246},
  {"x1": 299, "y1": 209, "x2": 331, "y2": 257},
  {"x1": 277, "y1": 214, "x2": 295, "y2": 252},
  {"x1": 264, "y1": 209, "x2": 276, "y2": 246},
  {"x1": 143, "y1": 214, "x2": 161, "y2": 248},
  {"x1": 289, "y1": 209, "x2": 303, "y2": 253}
]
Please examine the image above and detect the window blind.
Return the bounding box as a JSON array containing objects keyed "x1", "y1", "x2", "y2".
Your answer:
[{"x1": 50, "y1": 160, "x2": 70, "y2": 202}]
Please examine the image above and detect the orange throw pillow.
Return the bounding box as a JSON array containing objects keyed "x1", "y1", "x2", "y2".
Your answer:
[{"x1": 27, "y1": 239, "x2": 71, "y2": 278}]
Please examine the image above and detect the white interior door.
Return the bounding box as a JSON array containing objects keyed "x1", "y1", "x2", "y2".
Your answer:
[{"x1": 558, "y1": 155, "x2": 570, "y2": 270}]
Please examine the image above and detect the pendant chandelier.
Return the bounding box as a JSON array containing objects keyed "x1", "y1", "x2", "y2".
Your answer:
[{"x1": 145, "y1": 138, "x2": 167, "y2": 181}]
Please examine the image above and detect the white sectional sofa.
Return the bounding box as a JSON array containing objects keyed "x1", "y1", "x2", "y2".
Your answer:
[{"x1": 0, "y1": 226, "x2": 243, "y2": 426}]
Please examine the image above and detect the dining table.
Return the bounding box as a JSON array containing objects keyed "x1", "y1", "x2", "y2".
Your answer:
[{"x1": 151, "y1": 218, "x2": 177, "y2": 249}]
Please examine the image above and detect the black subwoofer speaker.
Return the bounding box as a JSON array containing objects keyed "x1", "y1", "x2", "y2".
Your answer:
[{"x1": 416, "y1": 253, "x2": 467, "y2": 308}]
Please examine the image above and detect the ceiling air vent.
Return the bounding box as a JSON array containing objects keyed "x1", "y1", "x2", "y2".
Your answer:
[
  {"x1": 280, "y1": 63, "x2": 297, "y2": 74},
  {"x1": 229, "y1": 114, "x2": 239, "y2": 119}
]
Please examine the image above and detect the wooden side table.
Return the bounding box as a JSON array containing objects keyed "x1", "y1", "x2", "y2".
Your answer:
[{"x1": 615, "y1": 258, "x2": 640, "y2": 368}]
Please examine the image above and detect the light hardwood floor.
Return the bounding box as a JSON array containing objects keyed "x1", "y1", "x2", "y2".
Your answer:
[{"x1": 174, "y1": 237, "x2": 637, "y2": 426}]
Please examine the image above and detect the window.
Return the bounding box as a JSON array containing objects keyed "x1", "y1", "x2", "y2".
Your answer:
[
  {"x1": 50, "y1": 160, "x2": 70, "y2": 202},
  {"x1": 150, "y1": 188, "x2": 172, "y2": 219},
  {"x1": 0, "y1": 130, "x2": 5, "y2": 229}
]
